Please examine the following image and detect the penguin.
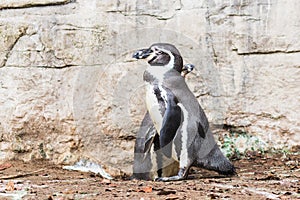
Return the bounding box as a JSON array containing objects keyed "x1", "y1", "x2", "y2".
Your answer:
[
  {"x1": 181, "y1": 63, "x2": 194, "y2": 77},
  {"x1": 132, "y1": 43, "x2": 235, "y2": 181},
  {"x1": 132, "y1": 63, "x2": 195, "y2": 180}
]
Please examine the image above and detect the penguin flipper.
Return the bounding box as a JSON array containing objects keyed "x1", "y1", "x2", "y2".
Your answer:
[
  {"x1": 142, "y1": 126, "x2": 157, "y2": 159},
  {"x1": 133, "y1": 112, "x2": 157, "y2": 180},
  {"x1": 134, "y1": 112, "x2": 154, "y2": 152},
  {"x1": 159, "y1": 91, "x2": 182, "y2": 158}
]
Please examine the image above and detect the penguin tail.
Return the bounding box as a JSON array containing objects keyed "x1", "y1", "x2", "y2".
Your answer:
[{"x1": 195, "y1": 144, "x2": 236, "y2": 176}]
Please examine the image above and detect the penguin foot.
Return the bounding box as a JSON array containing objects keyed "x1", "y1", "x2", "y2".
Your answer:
[
  {"x1": 155, "y1": 175, "x2": 184, "y2": 182},
  {"x1": 154, "y1": 168, "x2": 188, "y2": 182}
]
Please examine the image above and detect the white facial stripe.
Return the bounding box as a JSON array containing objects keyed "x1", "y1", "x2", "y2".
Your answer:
[
  {"x1": 165, "y1": 50, "x2": 175, "y2": 69},
  {"x1": 155, "y1": 47, "x2": 175, "y2": 70},
  {"x1": 177, "y1": 103, "x2": 189, "y2": 168}
]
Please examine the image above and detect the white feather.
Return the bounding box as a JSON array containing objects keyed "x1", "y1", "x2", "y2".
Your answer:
[
  {"x1": 177, "y1": 103, "x2": 189, "y2": 168},
  {"x1": 145, "y1": 84, "x2": 163, "y2": 132},
  {"x1": 146, "y1": 66, "x2": 168, "y2": 83}
]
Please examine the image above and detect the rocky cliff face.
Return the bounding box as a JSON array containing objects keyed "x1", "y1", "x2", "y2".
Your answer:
[{"x1": 0, "y1": 0, "x2": 299, "y2": 175}]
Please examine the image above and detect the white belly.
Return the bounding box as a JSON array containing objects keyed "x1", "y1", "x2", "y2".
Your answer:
[
  {"x1": 145, "y1": 84, "x2": 166, "y2": 132},
  {"x1": 145, "y1": 83, "x2": 181, "y2": 164}
]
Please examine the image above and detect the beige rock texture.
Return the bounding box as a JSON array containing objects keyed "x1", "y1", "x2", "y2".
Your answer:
[{"x1": 0, "y1": 0, "x2": 299, "y2": 175}]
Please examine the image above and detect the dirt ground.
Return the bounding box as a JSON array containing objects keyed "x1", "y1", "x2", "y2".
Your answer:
[{"x1": 0, "y1": 152, "x2": 299, "y2": 200}]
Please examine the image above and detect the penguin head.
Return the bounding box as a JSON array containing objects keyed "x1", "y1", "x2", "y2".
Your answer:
[
  {"x1": 133, "y1": 43, "x2": 183, "y2": 72},
  {"x1": 181, "y1": 63, "x2": 195, "y2": 77}
]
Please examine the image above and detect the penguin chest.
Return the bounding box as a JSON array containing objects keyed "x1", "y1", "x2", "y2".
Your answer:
[{"x1": 145, "y1": 84, "x2": 167, "y2": 132}]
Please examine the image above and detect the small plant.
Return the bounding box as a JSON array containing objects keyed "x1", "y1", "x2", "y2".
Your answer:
[{"x1": 220, "y1": 131, "x2": 267, "y2": 159}]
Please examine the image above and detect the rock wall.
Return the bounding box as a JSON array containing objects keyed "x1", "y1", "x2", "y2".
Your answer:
[{"x1": 0, "y1": 0, "x2": 299, "y2": 175}]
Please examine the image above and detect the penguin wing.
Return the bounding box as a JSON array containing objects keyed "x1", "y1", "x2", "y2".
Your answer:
[
  {"x1": 159, "y1": 91, "x2": 182, "y2": 158},
  {"x1": 133, "y1": 112, "x2": 163, "y2": 180},
  {"x1": 135, "y1": 112, "x2": 157, "y2": 154},
  {"x1": 143, "y1": 126, "x2": 157, "y2": 154}
]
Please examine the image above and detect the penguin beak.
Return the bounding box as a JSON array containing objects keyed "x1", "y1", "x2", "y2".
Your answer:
[
  {"x1": 181, "y1": 64, "x2": 195, "y2": 77},
  {"x1": 183, "y1": 64, "x2": 195, "y2": 73},
  {"x1": 132, "y1": 48, "x2": 153, "y2": 59}
]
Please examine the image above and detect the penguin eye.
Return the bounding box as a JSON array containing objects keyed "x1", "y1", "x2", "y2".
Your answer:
[{"x1": 157, "y1": 51, "x2": 163, "y2": 55}]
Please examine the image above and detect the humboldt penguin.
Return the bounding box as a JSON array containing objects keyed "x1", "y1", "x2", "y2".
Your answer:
[
  {"x1": 132, "y1": 63, "x2": 195, "y2": 180},
  {"x1": 181, "y1": 63, "x2": 194, "y2": 77},
  {"x1": 132, "y1": 43, "x2": 235, "y2": 181}
]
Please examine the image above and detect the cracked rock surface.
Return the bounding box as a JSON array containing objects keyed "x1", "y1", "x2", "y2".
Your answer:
[{"x1": 0, "y1": 0, "x2": 299, "y2": 175}]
